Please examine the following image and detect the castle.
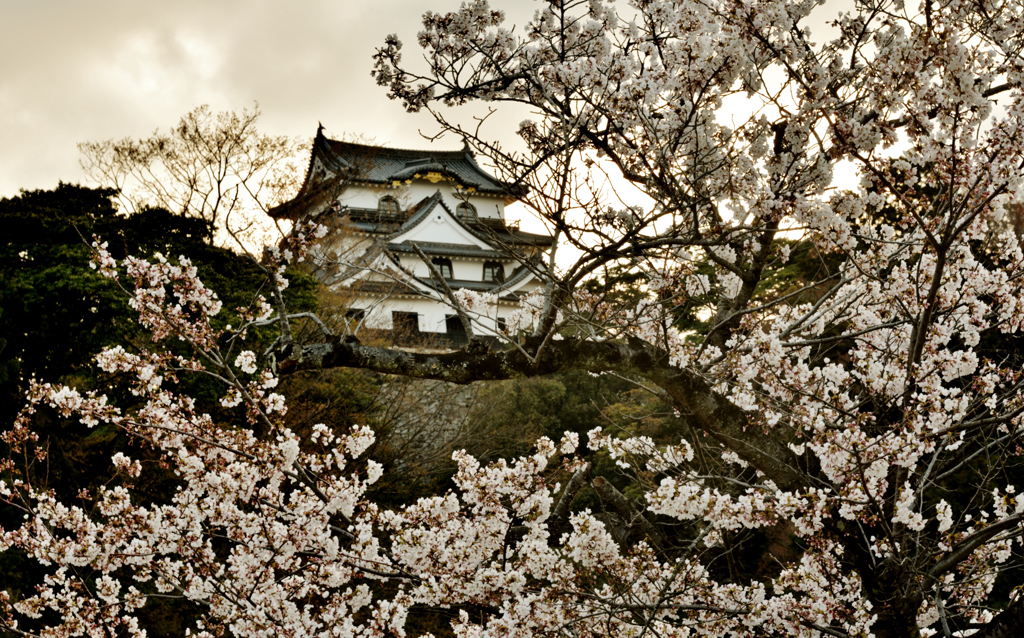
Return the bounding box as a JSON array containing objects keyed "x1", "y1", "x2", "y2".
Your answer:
[{"x1": 269, "y1": 127, "x2": 553, "y2": 346}]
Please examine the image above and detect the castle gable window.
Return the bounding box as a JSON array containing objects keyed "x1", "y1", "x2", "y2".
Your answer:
[
  {"x1": 431, "y1": 257, "x2": 453, "y2": 280},
  {"x1": 483, "y1": 261, "x2": 505, "y2": 283},
  {"x1": 456, "y1": 202, "x2": 477, "y2": 222},
  {"x1": 378, "y1": 196, "x2": 401, "y2": 215}
]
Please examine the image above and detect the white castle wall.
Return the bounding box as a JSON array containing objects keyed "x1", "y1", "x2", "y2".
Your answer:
[
  {"x1": 335, "y1": 183, "x2": 504, "y2": 219},
  {"x1": 361, "y1": 294, "x2": 519, "y2": 336}
]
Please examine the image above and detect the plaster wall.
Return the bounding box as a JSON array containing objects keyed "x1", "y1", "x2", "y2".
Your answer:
[
  {"x1": 334, "y1": 182, "x2": 504, "y2": 218},
  {"x1": 359, "y1": 295, "x2": 515, "y2": 336},
  {"x1": 396, "y1": 210, "x2": 487, "y2": 247},
  {"x1": 395, "y1": 254, "x2": 514, "y2": 282}
]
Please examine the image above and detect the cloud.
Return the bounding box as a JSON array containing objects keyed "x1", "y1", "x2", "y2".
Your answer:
[{"x1": 0, "y1": 0, "x2": 479, "y2": 198}]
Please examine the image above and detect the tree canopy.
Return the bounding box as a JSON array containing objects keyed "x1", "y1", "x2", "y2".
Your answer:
[
  {"x1": 78, "y1": 104, "x2": 304, "y2": 241},
  {"x1": 0, "y1": 185, "x2": 325, "y2": 636}
]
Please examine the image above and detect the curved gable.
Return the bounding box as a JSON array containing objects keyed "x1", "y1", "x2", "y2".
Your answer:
[{"x1": 390, "y1": 191, "x2": 493, "y2": 250}]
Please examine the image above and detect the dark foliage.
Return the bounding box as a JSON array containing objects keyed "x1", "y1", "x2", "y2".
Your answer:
[{"x1": 0, "y1": 184, "x2": 322, "y2": 636}]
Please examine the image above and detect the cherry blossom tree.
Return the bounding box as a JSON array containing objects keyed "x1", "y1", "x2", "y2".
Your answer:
[{"x1": 5, "y1": 0, "x2": 1024, "y2": 636}]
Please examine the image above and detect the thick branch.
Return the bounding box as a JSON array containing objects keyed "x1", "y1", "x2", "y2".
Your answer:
[
  {"x1": 593, "y1": 476, "x2": 667, "y2": 553},
  {"x1": 549, "y1": 463, "x2": 590, "y2": 544},
  {"x1": 929, "y1": 513, "x2": 1024, "y2": 580},
  {"x1": 973, "y1": 593, "x2": 1024, "y2": 638}
]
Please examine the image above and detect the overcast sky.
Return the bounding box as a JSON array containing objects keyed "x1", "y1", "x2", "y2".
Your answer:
[
  {"x1": 0, "y1": 0, "x2": 544, "y2": 200},
  {"x1": 1, "y1": 0, "x2": 857, "y2": 212}
]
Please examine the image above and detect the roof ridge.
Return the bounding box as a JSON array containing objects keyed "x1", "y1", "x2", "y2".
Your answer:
[{"x1": 326, "y1": 137, "x2": 468, "y2": 159}]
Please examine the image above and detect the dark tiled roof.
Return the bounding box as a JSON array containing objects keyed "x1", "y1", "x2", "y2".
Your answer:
[
  {"x1": 465, "y1": 223, "x2": 555, "y2": 247},
  {"x1": 388, "y1": 241, "x2": 512, "y2": 260},
  {"x1": 493, "y1": 259, "x2": 540, "y2": 292},
  {"x1": 315, "y1": 131, "x2": 522, "y2": 196},
  {"x1": 267, "y1": 172, "x2": 347, "y2": 220},
  {"x1": 344, "y1": 280, "x2": 420, "y2": 296},
  {"x1": 395, "y1": 191, "x2": 448, "y2": 235}
]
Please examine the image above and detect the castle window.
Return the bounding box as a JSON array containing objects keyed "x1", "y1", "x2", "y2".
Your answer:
[
  {"x1": 431, "y1": 257, "x2": 453, "y2": 280},
  {"x1": 445, "y1": 315, "x2": 466, "y2": 334},
  {"x1": 456, "y1": 202, "x2": 477, "y2": 222},
  {"x1": 392, "y1": 311, "x2": 418, "y2": 333},
  {"x1": 391, "y1": 311, "x2": 420, "y2": 346},
  {"x1": 445, "y1": 315, "x2": 469, "y2": 347},
  {"x1": 378, "y1": 196, "x2": 401, "y2": 215},
  {"x1": 483, "y1": 261, "x2": 505, "y2": 283}
]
